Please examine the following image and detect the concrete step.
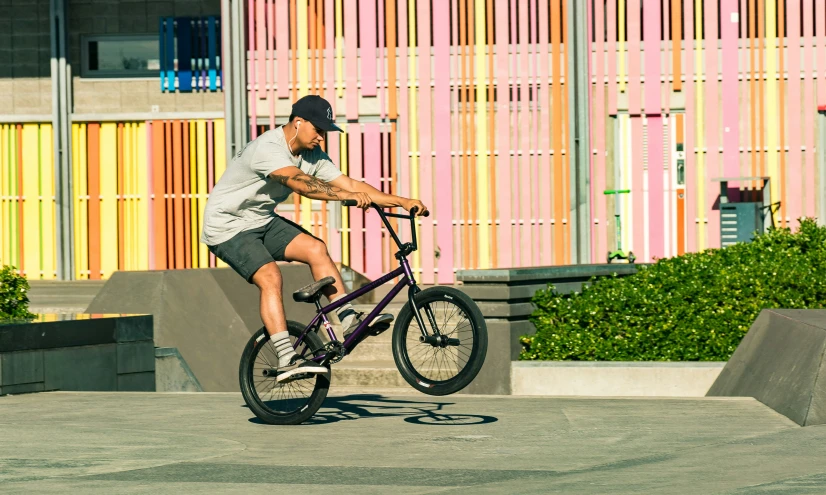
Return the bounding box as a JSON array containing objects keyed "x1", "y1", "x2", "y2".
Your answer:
[
  {"x1": 332, "y1": 360, "x2": 409, "y2": 388},
  {"x1": 26, "y1": 280, "x2": 106, "y2": 314}
]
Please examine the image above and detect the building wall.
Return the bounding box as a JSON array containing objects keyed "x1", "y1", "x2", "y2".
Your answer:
[{"x1": 0, "y1": 0, "x2": 52, "y2": 115}]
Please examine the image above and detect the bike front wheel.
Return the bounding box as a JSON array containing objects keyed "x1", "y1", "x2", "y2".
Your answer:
[
  {"x1": 392, "y1": 286, "x2": 488, "y2": 395},
  {"x1": 239, "y1": 321, "x2": 330, "y2": 425}
]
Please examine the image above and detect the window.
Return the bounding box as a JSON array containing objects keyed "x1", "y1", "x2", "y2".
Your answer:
[{"x1": 81, "y1": 35, "x2": 168, "y2": 78}]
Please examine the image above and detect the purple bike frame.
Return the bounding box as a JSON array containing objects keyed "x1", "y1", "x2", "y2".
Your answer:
[{"x1": 293, "y1": 256, "x2": 417, "y2": 363}]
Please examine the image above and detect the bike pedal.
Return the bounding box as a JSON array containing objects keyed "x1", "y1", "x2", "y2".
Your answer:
[{"x1": 370, "y1": 322, "x2": 391, "y2": 336}]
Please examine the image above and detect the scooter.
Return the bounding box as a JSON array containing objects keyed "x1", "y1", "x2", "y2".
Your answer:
[{"x1": 603, "y1": 189, "x2": 636, "y2": 264}]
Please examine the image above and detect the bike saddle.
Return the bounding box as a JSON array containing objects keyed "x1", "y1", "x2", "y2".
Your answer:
[{"x1": 293, "y1": 276, "x2": 336, "y2": 303}]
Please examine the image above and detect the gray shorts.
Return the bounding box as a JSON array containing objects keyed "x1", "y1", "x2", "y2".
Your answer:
[{"x1": 207, "y1": 216, "x2": 316, "y2": 283}]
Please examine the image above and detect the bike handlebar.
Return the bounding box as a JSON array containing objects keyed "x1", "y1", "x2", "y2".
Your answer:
[{"x1": 340, "y1": 200, "x2": 428, "y2": 254}]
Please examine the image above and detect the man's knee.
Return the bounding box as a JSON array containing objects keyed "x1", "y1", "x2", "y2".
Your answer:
[
  {"x1": 306, "y1": 238, "x2": 330, "y2": 264},
  {"x1": 252, "y1": 262, "x2": 283, "y2": 290}
]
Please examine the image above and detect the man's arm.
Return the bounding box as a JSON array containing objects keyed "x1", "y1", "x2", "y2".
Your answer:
[
  {"x1": 328, "y1": 175, "x2": 428, "y2": 215},
  {"x1": 270, "y1": 166, "x2": 370, "y2": 207}
]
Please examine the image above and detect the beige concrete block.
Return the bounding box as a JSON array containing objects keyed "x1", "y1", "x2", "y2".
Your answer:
[
  {"x1": 119, "y1": 81, "x2": 150, "y2": 112},
  {"x1": 202, "y1": 91, "x2": 224, "y2": 112},
  {"x1": 174, "y1": 92, "x2": 206, "y2": 112},
  {"x1": 0, "y1": 95, "x2": 13, "y2": 114},
  {"x1": 147, "y1": 89, "x2": 178, "y2": 113}
]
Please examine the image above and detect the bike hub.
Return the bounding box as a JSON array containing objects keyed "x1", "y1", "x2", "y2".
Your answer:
[{"x1": 419, "y1": 334, "x2": 461, "y2": 348}]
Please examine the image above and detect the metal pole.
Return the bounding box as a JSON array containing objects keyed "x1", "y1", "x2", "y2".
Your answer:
[
  {"x1": 221, "y1": 0, "x2": 234, "y2": 163},
  {"x1": 50, "y1": 0, "x2": 73, "y2": 279},
  {"x1": 231, "y1": 0, "x2": 248, "y2": 154},
  {"x1": 567, "y1": 0, "x2": 591, "y2": 263},
  {"x1": 819, "y1": 108, "x2": 826, "y2": 226}
]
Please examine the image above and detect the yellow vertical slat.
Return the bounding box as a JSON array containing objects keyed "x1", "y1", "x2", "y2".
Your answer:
[
  {"x1": 22, "y1": 125, "x2": 41, "y2": 278},
  {"x1": 137, "y1": 122, "x2": 148, "y2": 270},
  {"x1": 408, "y1": 0, "x2": 420, "y2": 275},
  {"x1": 9, "y1": 125, "x2": 18, "y2": 268},
  {"x1": 340, "y1": 123, "x2": 349, "y2": 265},
  {"x1": 100, "y1": 123, "x2": 118, "y2": 278},
  {"x1": 127, "y1": 123, "x2": 135, "y2": 271},
  {"x1": 196, "y1": 120, "x2": 208, "y2": 267},
  {"x1": 189, "y1": 121, "x2": 198, "y2": 267},
  {"x1": 297, "y1": 0, "x2": 309, "y2": 96},
  {"x1": 72, "y1": 124, "x2": 81, "y2": 278},
  {"x1": 40, "y1": 124, "x2": 55, "y2": 279},
  {"x1": 335, "y1": 0, "x2": 344, "y2": 98},
  {"x1": 1, "y1": 125, "x2": 8, "y2": 265},
  {"x1": 128, "y1": 123, "x2": 136, "y2": 270},
  {"x1": 78, "y1": 124, "x2": 88, "y2": 279},
  {"x1": 695, "y1": 0, "x2": 705, "y2": 250},
  {"x1": 474, "y1": 0, "x2": 490, "y2": 268}
]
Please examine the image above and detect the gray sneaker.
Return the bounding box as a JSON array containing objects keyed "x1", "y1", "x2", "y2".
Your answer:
[
  {"x1": 343, "y1": 313, "x2": 395, "y2": 339},
  {"x1": 276, "y1": 356, "x2": 327, "y2": 383}
]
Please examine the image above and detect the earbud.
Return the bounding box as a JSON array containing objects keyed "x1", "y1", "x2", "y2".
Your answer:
[{"x1": 296, "y1": 121, "x2": 301, "y2": 130}]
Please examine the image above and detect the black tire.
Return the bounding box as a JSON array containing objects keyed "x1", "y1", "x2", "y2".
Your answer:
[
  {"x1": 239, "y1": 321, "x2": 330, "y2": 425},
  {"x1": 392, "y1": 286, "x2": 488, "y2": 395}
]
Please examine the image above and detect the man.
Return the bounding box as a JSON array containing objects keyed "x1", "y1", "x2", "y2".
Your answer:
[{"x1": 201, "y1": 94, "x2": 428, "y2": 383}]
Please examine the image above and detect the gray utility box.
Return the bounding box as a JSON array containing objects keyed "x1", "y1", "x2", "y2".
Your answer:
[
  {"x1": 713, "y1": 176, "x2": 775, "y2": 248},
  {"x1": 720, "y1": 202, "x2": 764, "y2": 247}
]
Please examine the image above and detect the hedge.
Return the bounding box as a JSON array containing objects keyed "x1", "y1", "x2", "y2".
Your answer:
[
  {"x1": 520, "y1": 218, "x2": 826, "y2": 361},
  {"x1": 0, "y1": 265, "x2": 36, "y2": 321}
]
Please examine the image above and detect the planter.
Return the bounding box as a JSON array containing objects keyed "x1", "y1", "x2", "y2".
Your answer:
[{"x1": 511, "y1": 361, "x2": 726, "y2": 397}]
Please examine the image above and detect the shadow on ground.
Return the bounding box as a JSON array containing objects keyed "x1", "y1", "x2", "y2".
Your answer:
[{"x1": 248, "y1": 393, "x2": 499, "y2": 426}]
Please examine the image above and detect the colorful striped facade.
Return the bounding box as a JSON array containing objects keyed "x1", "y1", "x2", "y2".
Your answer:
[{"x1": 2, "y1": 0, "x2": 825, "y2": 282}]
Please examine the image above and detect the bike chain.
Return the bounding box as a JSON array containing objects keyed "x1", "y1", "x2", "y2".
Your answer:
[{"x1": 322, "y1": 341, "x2": 347, "y2": 364}]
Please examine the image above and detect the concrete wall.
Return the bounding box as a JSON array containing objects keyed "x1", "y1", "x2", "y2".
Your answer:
[{"x1": 0, "y1": 0, "x2": 223, "y2": 117}]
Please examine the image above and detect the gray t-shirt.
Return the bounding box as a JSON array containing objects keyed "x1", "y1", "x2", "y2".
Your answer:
[{"x1": 201, "y1": 126, "x2": 343, "y2": 245}]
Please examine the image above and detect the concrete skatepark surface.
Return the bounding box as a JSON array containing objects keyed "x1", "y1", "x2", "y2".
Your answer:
[{"x1": 4, "y1": 392, "x2": 826, "y2": 493}]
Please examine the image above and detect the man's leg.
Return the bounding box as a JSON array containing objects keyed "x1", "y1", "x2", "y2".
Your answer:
[
  {"x1": 283, "y1": 233, "x2": 393, "y2": 336},
  {"x1": 250, "y1": 261, "x2": 326, "y2": 381}
]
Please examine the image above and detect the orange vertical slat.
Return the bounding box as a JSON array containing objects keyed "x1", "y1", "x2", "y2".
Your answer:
[
  {"x1": 152, "y1": 122, "x2": 167, "y2": 269},
  {"x1": 87, "y1": 124, "x2": 101, "y2": 279},
  {"x1": 165, "y1": 122, "x2": 174, "y2": 268},
  {"x1": 172, "y1": 121, "x2": 184, "y2": 269},
  {"x1": 182, "y1": 122, "x2": 192, "y2": 269},
  {"x1": 487, "y1": 0, "x2": 497, "y2": 267},
  {"x1": 468, "y1": 0, "x2": 478, "y2": 269},
  {"x1": 552, "y1": 0, "x2": 565, "y2": 264},
  {"x1": 672, "y1": 0, "x2": 682, "y2": 91},
  {"x1": 459, "y1": 0, "x2": 469, "y2": 269},
  {"x1": 778, "y1": 0, "x2": 786, "y2": 227}
]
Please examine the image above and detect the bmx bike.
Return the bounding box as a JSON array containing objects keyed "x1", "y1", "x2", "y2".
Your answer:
[{"x1": 239, "y1": 201, "x2": 488, "y2": 425}]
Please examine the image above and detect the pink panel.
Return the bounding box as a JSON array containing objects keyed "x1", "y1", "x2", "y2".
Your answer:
[
  {"x1": 276, "y1": 0, "x2": 289, "y2": 98},
  {"x1": 348, "y1": 124, "x2": 364, "y2": 273},
  {"x1": 495, "y1": 0, "x2": 511, "y2": 268},
  {"x1": 433, "y1": 0, "x2": 453, "y2": 283},
  {"x1": 359, "y1": 0, "x2": 377, "y2": 97},
  {"x1": 518, "y1": 0, "x2": 531, "y2": 266},
  {"x1": 510, "y1": 0, "x2": 519, "y2": 266},
  {"x1": 647, "y1": 117, "x2": 664, "y2": 260},
  {"x1": 593, "y1": 0, "x2": 606, "y2": 260},
  {"x1": 627, "y1": 0, "x2": 641, "y2": 115},
  {"x1": 398, "y1": 0, "x2": 409, "y2": 201},
  {"x1": 632, "y1": 118, "x2": 645, "y2": 255},
  {"x1": 703, "y1": 0, "x2": 719, "y2": 248},
  {"x1": 786, "y1": 0, "x2": 802, "y2": 226},
  {"x1": 720, "y1": 0, "x2": 739, "y2": 190},
  {"x1": 538, "y1": 0, "x2": 551, "y2": 266},
  {"x1": 249, "y1": 0, "x2": 258, "y2": 137},
  {"x1": 377, "y1": 0, "x2": 385, "y2": 119},
  {"x1": 267, "y1": 0, "x2": 275, "y2": 128},
  {"x1": 256, "y1": 0, "x2": 266, "y2": 92},
  {"x1": 607, "y1": 0, "x2": 617, "y2": 115},
  {"x1": 325, "y1": 0, "x2": 335, "y2": 102},
  {"x1": 345, "y1": 0, "x2": 359, "y2": 119},
  {"x1": 362, "y1": 124, "x2": 382, "y2": 279},
  {"x1": 684, "y1": 0, "x2": 696, "y2": 253},
  {"x1": 416, "y1": 0, "x2": 434, "y2": 283},
  {"x1": 643, "y1": 0, "x2": 661, "y2": 115},
  {"x1": 818, "y1": 1, "x2": 826, "y2": 107},
  {"x1": 147, "y1": 121, "x2": 154, "y2": 270}
]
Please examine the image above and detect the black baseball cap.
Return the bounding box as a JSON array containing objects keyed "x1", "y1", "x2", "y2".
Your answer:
[{"x1": 291, "y1": 95, "x2": 344, "y2": 132}]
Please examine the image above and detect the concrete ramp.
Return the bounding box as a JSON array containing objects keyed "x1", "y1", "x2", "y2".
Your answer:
[
  {"x1": 706, "y1": 309, "x2": 826, "y2": 426},
  {"x1": 86, "y1": 266, "x2": 317, "y2": 392}
]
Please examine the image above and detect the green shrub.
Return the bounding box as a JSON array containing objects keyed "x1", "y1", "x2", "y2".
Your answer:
[
  {"x1": 520, "y1": 218, "x2": 826, "y2": 361},
  {"x1": 0, "y1": 264, "x2": 36, "y2": 321}
]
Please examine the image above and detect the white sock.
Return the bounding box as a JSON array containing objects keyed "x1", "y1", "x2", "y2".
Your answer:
[
  {"x1": 270, "y1": 331, "x2": 296, "y2": 368},
  {"x1": 331, "y1": 294, "x2": 358, "y2": 331}
]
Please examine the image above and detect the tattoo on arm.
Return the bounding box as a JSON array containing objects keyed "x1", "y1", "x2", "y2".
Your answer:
[{"x1": 272, "y1": 172, "x2": 346, "y2": 200}]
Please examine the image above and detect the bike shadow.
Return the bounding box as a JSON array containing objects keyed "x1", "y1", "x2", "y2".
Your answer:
[{"x1": 247, "y1": 393, "x2": 499, "y2": 426}]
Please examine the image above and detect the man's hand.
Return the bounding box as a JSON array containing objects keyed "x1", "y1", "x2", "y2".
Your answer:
[
  {"x1": 344, "y1": 191, "x2": 372, "y2": 209},
  {"x1": 403, "y1": 198, "x2": 429, "y2": 217}
]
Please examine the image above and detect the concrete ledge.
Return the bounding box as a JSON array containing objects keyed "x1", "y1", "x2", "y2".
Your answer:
[{"x1": 512, "y1": 361, "x2": 726, "y2": 397}]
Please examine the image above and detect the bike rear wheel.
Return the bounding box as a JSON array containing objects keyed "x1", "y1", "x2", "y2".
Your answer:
[
  {"x1": 239, "y1": 321, "x2": 329, "y2": 425},
  {"x1": 392, "y1": 286, "x2": 488, "y2": 395}
]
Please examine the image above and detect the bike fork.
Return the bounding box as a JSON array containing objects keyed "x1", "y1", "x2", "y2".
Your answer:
[{"x1": 407, "y1": 284, "x2": 442, "y2": 338}]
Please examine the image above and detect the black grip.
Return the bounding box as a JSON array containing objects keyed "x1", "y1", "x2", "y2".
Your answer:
[
  {"x1": 341, "y1": 199, "x2": 358, "y2": 206},
  {"x1": 410, "y1": 207, "x2": 430, "y2": 218}
]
